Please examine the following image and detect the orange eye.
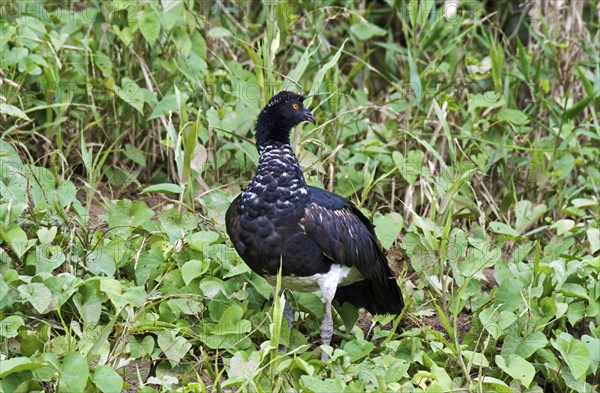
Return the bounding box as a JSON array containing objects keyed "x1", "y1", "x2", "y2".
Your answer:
[{"x1": 292, "y1": 103, "x2": 299, "y2": 109}]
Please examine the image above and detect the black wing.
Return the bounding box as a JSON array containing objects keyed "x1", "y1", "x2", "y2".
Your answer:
[
  {"x1": 302, "y1": 186, "x2": 384, "y2": 275},
  {"x1": 301, "y1": 186, "x2": 403, "y2": 313},
  {"x1": 225, "y1": 194, "x2": 246, "y2": 257}
]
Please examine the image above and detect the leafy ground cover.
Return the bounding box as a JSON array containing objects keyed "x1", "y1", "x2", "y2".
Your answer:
[{"x1": 0, "y1": 1, "x2": 599, "y2": 392}]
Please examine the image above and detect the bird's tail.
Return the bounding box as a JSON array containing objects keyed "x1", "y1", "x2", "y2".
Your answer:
[{"x1": 334, "y1": 275, "x2": 404, "y2": 315}]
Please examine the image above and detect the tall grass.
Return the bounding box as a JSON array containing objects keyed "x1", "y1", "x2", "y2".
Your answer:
[{"x1": 0, "y1": 1, "x2": 598, "y2": 391}]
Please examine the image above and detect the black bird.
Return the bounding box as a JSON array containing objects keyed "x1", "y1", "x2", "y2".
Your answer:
[{"x1": 226, "y1": 91, "x2": 404, "y2": 359}]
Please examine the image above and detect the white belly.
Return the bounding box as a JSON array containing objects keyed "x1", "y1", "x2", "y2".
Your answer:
[{"x1": 265, "y1": 265, "x2": 364, "y2": 301}]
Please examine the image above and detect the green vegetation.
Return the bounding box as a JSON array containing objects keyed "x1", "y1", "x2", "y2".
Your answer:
[{"x1": 1, "y1": 1, "x2": 598, "y2": 392}]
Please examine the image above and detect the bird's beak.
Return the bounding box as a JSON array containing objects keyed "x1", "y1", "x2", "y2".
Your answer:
[{"x1": 303, "y1": 108, "x2": 316, "y2": 124}]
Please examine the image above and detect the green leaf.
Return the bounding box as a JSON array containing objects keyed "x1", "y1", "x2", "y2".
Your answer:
[
  {"x1": 3, "y1": 225, "x2": 29, "y2": 258},
  {"x1": 36, "y1": 226, "x2": 57, "y2": 244},
  {"x1": 143, "y1": 336, "x2": 156, "y2": 357},
  {"x1": 468, "y1": 92, "x2": 505, "y2": 112},
  {"x1": 187, "y1": 231, "x2": 220, "y2": 251},
  {"x1": 479, "y1": 309, "x2": 517, "y2": 339},
  {"x1": 552, "y1": 335, "x2": 590, "y2": 379},
  {"x1": 136, "y1": 247, "x2": 164, "y2": 285},
  {"x1": 571, "y1": 198, "x2": 598, "y2": 208},
  {"x1": 495, "y1": 354, "x2": 535, "y2": 387},
  {"x1": 0, "y1": 357, "x2": 43, "y2": 378},
  {"x1": 56, "y1": 180, "x2": 76, "y2": 208},
  {"x1": 58, "y1": 352, "x2": 90, "y2": 393},
  {"x1": 172, "y1": 26, "x2": 192, "y2": 56},
  {"x1": 564, "y1": 95, "x2": 594, "y2": 120},
  {"x1": 587, "y1": 228, "x2": 599, "y2": 253},
  {"x1": 306, "y1": 39, "x2": 347, "y2": 107},
  {"x1": 227, "y1": 351, "x2": 261, "y2": 379},
  {"x1": 489, "y1": 39, "x2": 504, "y2": 91},
  {"x1": 394, "y1": 150, "x2": 422, "y2": 184},
  {"x1": 407, "y1": 0, "x2": 418, "y2": 26},
  {"x1": 181, "y1": 259, "x2": 209, "y2": 285},
  {"x1": 559, "y1": 283, "x2": 589, "y2": 300},
  {"x1": 119, "y1": 286, "x2": 146, "y2": 309},
  {"x1": 0, "y1": 315, "x2": 24, "y2": 338},
  {"x1": 18, "y1": 283, "x2": 52, "y2": 313},
  {"x1": 27, "y1": 244, "x2": 66, "y2": 274},
  {"x1": 130, "y1": 336, "x2": 155, "y2": 358},
  {"x1": 429, "y1": 363, "x2": 452, "y2": 390},
  {"x1": 115, "y1": 78, "x2": 145, "y2": 114},
  {"x1": 293, "y1": 357, "x2": 315, "y2": 376},
  {"x1": 514, "y1": 200, "x2": 546, "y2": 234},
  {"x1": 494, "y1": 268, "x2": 523, "y2": 312},
  {"x1": 247, "y1": 272, "x2": 272, "y2": 300},
  {"x1": 567, "y1": 301, "x2": 586, "y2": 326},
  {"x1": 537, "y1": 297, "x2": 557, "y2": 321},
  {"x1": 214, "y1": 304, "x2": 248, "y2": 335},
  {"x1": 87, "y1": 248, "x2": 116, "y2": 277},
  {"x1": 93, "y1": 366, "x2": 123, "y2": 393},
  {"x1": 139, "y1": 10, "x2": 161, "y2": 45},
  {"x1": 350, "y1": 21, "x2": 386, "y2": 41},
  {"x1": 94, "y1": 53, "x2": 112, "y2": 77},
  {"x1": 581, "y1": 335, "x2": 600, "y2": 375},
  {"x1": 73, "y1": 285, "x2": 102, "y2": 326},
  {"x1": 159, "y1": 209, "x2": 199, "y2": 243},
  {"x1": 553, "y1": 153, "x2": 575, "y2": 180},
  {"x1": 207, "y1": 26, "x2": 232, "y2": 38},
  {"x1": 497, "y1": 108, "x2": 529, "y2": 125},
  {"x1": 447, "y1": 228, "x2": 468, "y2": 263},
  {"x1": 463, "y1": 350, "x2": 489, "y2": 367},
  {"x1": 407, "y1": 50, "x2": 422, "y2": 104},
  {"x1": 551, "y1": 219, "x2": 575, "y2": 236},
  {"x1": 338, "y1": 302, "x2": 359, "y2": 334},
  {"x1": 374, "y1": 212, "x2": 403, "y2": 249},
  {"x1": 416, "y1": 0, "x2": 435, "y2": 26},
  {"x1": 149, "y1": 94, "x2": 179, "y2": 120},
  {"x1": 476, "y1": 376, "x2": 512, "y2": 393},
  {"x1": 123, "y1": 145, "x2": 146, "y2": 167},
  {"x1": 0, "y1": 103, "x2": 30, "y2": 120},
  {"x1": 98, "y1": 278, "x2": 124, "y2": 308},
  {"x1": 142, "y1": 183, "x2": 183, "y2": 194},
  {"x1": 300, "y1": 376, "x2": 345, "y2": 393},
  {"x1": 516, "y1": 38, "x2": 530, "y2": 80},
  {"x1": 107, "y1": 199, "x2": 154, "y2": 239},
  {"x1": 342, "y1": 339, "x2": 374, "y2": 362},
  {"x1": 157, "y1": 331, "x2": 192, "y2": 364},
  {"x1": 285, "y1": 39, "x2": 317, "y2": 88},
  {"x1": 489, "y1": 222, "x2": 520, "y2": 237},
  {"x1": 295, "y1": 292, "x2": 324, "y2": 319},
  {"x1": 502, "y1": 331, "x2": 548, "y2": 359}
]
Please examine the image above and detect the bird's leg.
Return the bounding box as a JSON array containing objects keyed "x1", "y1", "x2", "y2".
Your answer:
[
  {"x1": 317, "y1": 267, "x2": 343, "y2": 361},
  {"x1": 320, "y1": 300, "x2": 334, "y2": 361}
]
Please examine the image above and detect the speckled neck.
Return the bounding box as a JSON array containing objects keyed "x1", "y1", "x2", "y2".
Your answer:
[
  {"x1": 239, "y1": 142, "x2": 310, "y2": 218},
  {"x1": 251, "y1": 142, "x2": 309, "y2": 197}
]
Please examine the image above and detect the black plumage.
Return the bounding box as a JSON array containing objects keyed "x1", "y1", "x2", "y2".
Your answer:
[{"x1": 226, "y1": 91, "x2": 404, "y2": 358}]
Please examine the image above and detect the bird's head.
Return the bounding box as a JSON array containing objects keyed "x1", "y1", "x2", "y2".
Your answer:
[{"x1": 255, "y1": 91, "x2": 316, "y2": 146}]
